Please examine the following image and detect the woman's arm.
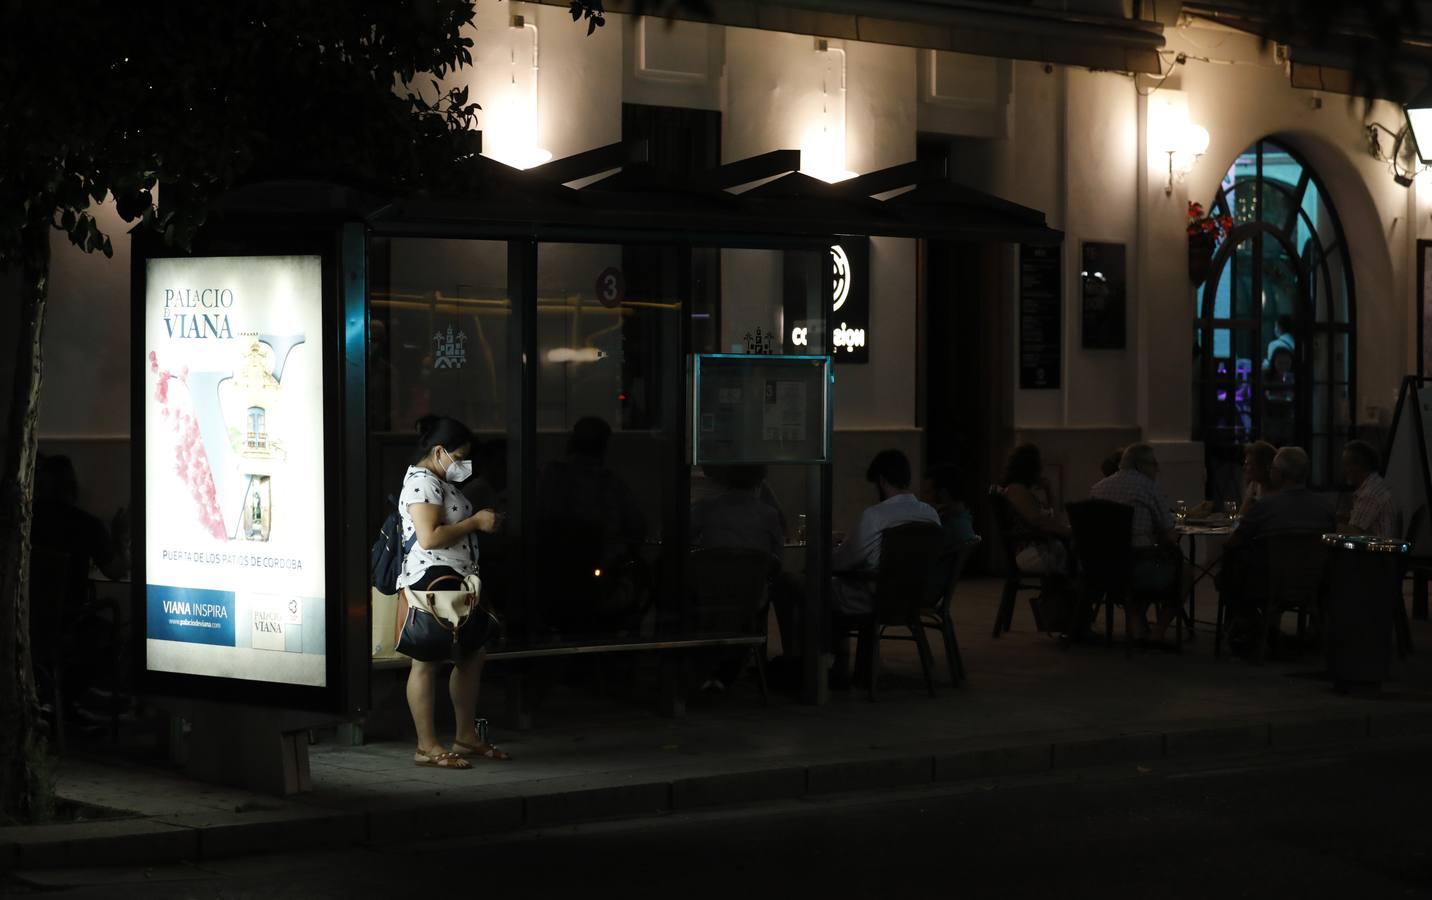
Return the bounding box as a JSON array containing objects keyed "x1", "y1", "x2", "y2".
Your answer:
[
  {"x1": 409, "y1": 503, "x2": 497, "y2": 551},
  {"x1": 1005, "y1": 484, "x2": 1070, "y2": 538}
]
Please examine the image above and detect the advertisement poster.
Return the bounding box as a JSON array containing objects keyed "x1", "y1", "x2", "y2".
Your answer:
[{"x1": 144, "y1": 255, "x2": 327, "y2": 687}]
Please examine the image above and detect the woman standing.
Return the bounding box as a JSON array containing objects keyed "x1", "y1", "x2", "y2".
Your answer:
[{"x1": 398, "y1": 415, "x2": 510, "y2": 769}]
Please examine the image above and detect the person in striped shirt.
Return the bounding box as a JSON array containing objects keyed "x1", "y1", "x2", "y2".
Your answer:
[{"x1": 1341, "y1": 440, "x2": 1400, "y2": 539}]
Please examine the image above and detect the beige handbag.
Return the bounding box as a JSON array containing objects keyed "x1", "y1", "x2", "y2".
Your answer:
[
  {"x1": 407, "y1": 572, "x2": 483, "y2": 629},
  {"x1": 396, "y1": 573, "x2": 493, "y2": 662}
]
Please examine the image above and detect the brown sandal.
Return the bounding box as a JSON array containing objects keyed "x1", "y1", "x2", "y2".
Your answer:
[
  {"x1": 414, "y1": 748, "x2": 472, "y2": 769},
  {"x1": 453, "y1": 739, "x2": 512, "y2": 761}
]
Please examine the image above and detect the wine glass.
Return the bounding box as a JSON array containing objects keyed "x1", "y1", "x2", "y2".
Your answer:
[{"x1": 1173, "y1": 500, "x2": 1188, "y2": 526}]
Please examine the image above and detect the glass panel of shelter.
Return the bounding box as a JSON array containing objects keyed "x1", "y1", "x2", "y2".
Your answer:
[
  {"x1": 528, "y1": 242, "x2": 683, "y2": 643},
  {"x1": 366, "y1": 235, "x2": 510, "y2": 537},
  {"x1": 685, "y1": 247, "x2": 827, "y2": 655}
]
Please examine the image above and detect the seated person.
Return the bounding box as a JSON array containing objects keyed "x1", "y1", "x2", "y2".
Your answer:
[
  {"x1": 535, "y1": 417, "x2": 647, "y2": 633},
  {"x1": 31, "y1": 453, "x2": 127, "y2": 582},
  {"x1": 999, "y1": 443, "x2": 1071, "y2": 575},
  {"x1": 29, "y1": 454, "x2": 127, "y2": 709},
  {"x1": 829, "y1": 449, "x2": 941, "y2": 687},
  {"x1": 688, "y1": 464, "x2": 786, "y2": 692},
  {"x1": 1217, "y1": 446, "x2": 1337, "y2": 654},
  {"x1": 690, "y1": 465, "x2": 784, "y2": 560},
  {"x1": 830, "y1": 449, "x2": 942, "y2": 618},
  {"x1": 1239, "y1": 440, "x2": 1277, "y2": 518},
  {"x1": 1089, "y1": 443, "x2": 1182, "y2": 643},
  {"x1": 1340, "y1": 440, "x2": 1399, "y2": 538}
]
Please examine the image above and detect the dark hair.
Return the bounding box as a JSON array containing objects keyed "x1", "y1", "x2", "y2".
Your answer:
[
  {"x1": 1001, "y1": 443, "x2": 1042, "y2": 488},
  {"x1": 1244, "y1": 440, "x2": 1277, "y2": 482},
  {"x1": 33, "y1": 449, "x2": 79, "y2": 507},
  {"x1": 924, "y1": 464, "x2": 964, "y2": 504},
  {"x1": 1344, "y1": 439, "x2": 1380, "y2": 473},
  {"x1": 1276, "y1": 315, "x2": 1294, "y2": 334},
  {"x1": 569, "y1": 416, "x2": 612, "y2": 459},
  {"x1": 1100, "y1": 447, "x2": 1124, "y2": 478},
  {"x1": 866, "y1": 449, "x2": 912, "y2": 490},
  {"x1": 413, "y1": 415, "x2": 475, "y2": 465},
  {"x1": 35, "y1": 454, "x2": 78, "y2": 506}
]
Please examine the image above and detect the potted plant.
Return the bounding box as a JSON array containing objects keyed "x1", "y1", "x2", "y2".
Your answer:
[{"x1": 1187, "y1": 202, "x2": 1233, "y2": 287}]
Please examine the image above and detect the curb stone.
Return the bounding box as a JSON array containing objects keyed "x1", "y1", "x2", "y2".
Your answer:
[{"x1": 5, "y1": 711, "x2": 1431, "y2": 872}]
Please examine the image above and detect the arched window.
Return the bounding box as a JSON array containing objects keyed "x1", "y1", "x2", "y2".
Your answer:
[{"x1": 1194, "y1": 138, "x2": 1356, "y2": 491}]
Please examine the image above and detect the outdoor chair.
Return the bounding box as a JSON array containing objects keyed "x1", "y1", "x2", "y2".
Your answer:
[
  {"x1": 987, "y1": 487, "x2": 1046, "y2": 638},
  {"x1": 687, "y1": 546, "x2": 779, "y2": 703},
  {"x1": 834, "y1": 522, "x2": 945, "y2": 701},
  {"x1": 1219, "y1": 532, "x2": 1330, "y2": 663},
  {"x1": 1065, "y1": 499, "x2": 1134, "y2": 652},
  {"x1": 884, "y1": 536, "x2": 980, "y2": 686}
]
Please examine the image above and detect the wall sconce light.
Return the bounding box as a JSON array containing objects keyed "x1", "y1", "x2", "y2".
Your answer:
[
  {"x1": 1148, "y1": 90, "x2": 1209, "y2": 195},
  {"x1": 800, "y1": 39, "x2": 857, "y2": 183},
  {"x1": 1405, "y1": 83, "x2": 1432, "y2": 165},
  {"x1": 483, "y1": 13, "x2": 553, "y2": 170}
]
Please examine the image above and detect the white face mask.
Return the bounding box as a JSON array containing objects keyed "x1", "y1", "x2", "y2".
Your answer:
[{"x1": 440, "y1": 448, "x2": 473, "y2": 484}]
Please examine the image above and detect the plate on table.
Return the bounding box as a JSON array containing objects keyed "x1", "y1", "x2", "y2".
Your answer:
[{"x1": 1183, "y1": 517, "x2": 1230, "y2": 528}]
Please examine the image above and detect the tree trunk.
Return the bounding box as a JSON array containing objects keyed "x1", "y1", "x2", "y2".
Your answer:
[{"x1": 0, "y1": 221, "x2": 52, "y2": 824}]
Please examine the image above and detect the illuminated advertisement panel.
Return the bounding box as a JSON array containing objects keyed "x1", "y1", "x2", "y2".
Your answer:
[{"x1": 143, "y1": 255, "x2": 327, "y2": 687}]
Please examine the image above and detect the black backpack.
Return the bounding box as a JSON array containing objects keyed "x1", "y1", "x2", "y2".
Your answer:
[{"x1": 370, "y1": 495, "x2": 413, "y2": 595}]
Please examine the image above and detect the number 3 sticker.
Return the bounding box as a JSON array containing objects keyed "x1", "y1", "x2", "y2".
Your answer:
[{"x1": 596, "y1": 267, "x2": 625, "y2": 309}]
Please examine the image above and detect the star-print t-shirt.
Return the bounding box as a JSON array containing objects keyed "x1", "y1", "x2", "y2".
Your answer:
[{"x1": 396, "y1": 466, "x2": 478, "y2": 590}]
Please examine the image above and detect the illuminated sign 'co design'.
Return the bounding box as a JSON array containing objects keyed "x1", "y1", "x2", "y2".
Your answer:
[{"x1": 790, "y1": 244, "x2": 865, "y2": 356}]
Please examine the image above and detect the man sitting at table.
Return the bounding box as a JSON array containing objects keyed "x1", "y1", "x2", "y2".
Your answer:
[
  {"x1": 829, "y1": 450, "x2": 941, "y2": 687},
  {"x1": 1089, "y1": 443, "x2": 1182, "y2": 645},
  {"x1": 1340, "y1": 440, "x2": 1399, "y2": 539},
  {"x1": 1217, "y1": 446, "x2": 1337, "y2": 655}
]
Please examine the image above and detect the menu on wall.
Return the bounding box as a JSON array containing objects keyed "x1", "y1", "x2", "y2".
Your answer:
[
  {"x1": 143, "y1": 255, "x2": 328, "y2": 687},
  {"x1": 1019, "y1": 244, "x2": 1062, "y2": 389}
]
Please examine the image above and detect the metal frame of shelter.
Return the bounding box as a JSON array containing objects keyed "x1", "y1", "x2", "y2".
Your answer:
[{"x1": 131, "y1": 140, "x2": 1062, "y2": 720}]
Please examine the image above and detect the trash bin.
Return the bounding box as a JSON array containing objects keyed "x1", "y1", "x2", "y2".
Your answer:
[{"x1": 1322, "y1": 533, "x2": 1411, "y2": 689}]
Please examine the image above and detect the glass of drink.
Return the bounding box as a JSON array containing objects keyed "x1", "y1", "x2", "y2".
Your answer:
[
  {"x1": 795, "y1": 514, "x2": 808, "y2": 546},
  {"x1": 1224, "y1": 500, "x2": 1239, "y2": 525},
  {"x1": 1174, "y1": 500, "x2": 1188, "y2": 526}
]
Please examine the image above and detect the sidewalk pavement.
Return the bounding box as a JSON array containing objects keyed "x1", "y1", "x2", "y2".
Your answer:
[{"x1": 7, "y1": 577, "x2": 1432, "y2": 872}]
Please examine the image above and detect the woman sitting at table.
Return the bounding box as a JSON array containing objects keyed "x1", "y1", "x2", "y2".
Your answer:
[
  {"x1": 1239, "y1": 440, "x2": 1277, "y2": 517},
  {"x1": 999, "y1": 443, "x2": 1071, "y2": 575}
]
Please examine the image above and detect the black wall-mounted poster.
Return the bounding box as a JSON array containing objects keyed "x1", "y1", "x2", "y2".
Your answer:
[
  {"x1": 1081, "y1": 241, "x2": 1126, "y2": 349},
  {"x1": 1019, "y1": 244, "x2": 1061, "y2": 389}
]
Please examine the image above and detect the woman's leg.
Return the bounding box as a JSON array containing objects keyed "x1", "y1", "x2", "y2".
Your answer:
[
  {"x1": 451, "y1": 650, "x2": 485, "y2": 747},
  {"x1": 407, "y1": 659, "x2": 441, "y2": 754}
]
